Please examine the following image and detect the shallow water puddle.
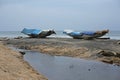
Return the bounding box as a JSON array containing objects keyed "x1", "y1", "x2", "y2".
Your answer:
[{"x1": 24, "y1": 51, "x2": 120, "y2": 80}]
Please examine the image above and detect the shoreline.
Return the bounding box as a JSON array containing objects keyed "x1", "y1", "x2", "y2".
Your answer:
[
  {"x1": 2, "y1": 37, "x2": 120, "y2": 66},
  {"x1": 0, "y1": 42, "x2": 47, "y2": 80}
]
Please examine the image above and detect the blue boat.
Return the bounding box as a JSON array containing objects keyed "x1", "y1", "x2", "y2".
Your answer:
[
  {"x1": 63, "y1": 29, "x2": 109, "y2": 39},
  {"x1": 21, "y1": 28, "x2": 56, "y2": 38}
]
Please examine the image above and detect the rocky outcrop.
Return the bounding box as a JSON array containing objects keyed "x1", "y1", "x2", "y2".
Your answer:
[{"x1": 97, "y1": 50, "x2": 120, "y2": 58}]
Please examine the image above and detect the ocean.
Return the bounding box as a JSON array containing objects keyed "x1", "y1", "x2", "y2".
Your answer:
[{"x1": 0, "y1": 31, "x2": 120, "y2": 40}]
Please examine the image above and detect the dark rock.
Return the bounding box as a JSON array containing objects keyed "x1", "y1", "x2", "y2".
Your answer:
[
  {"x1": 98, "y1": 50, "x2": 116, "y2": 57},
  {"x1": 19, "y1": 46, "x2": 30, "y2": 50},
  {"x1": 101, "y1": 59, "x2": 113, "y2": 64},
  {"x1": 117, "y1": 41, "x2": 120, "y2": 44},
  {"x1": 14, "y1": 36, "x2": 23, "y2": 39},
  {"x1": 88, "y1": 69, "x2": 91, "y2": 71},
  {"x1": 0, "y1": 37, "x2": 9, "y2": 41},
  {"x1": 116, "y1": 53, "x2": 120, "y2": 58},
  {"x1": 19, "y1": 51, "x2": 26, "y2": 55},
  {"x1": 69, "y1": 65, "x2": 74, "y2": 69}
]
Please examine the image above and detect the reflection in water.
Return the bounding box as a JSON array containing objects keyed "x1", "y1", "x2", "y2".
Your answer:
[{"x1": 24, "y1": 51, "x2": 120, "y2": 80}]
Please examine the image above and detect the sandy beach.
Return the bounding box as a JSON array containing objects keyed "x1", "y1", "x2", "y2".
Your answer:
[
  {"x1": 0, "y1": 41, "x2": 47, "y2": 80},
  {"x1": 0, "y1": 37, "x2": 120, "y2": 79}
]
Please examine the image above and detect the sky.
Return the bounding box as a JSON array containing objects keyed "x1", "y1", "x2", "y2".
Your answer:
[{"x1": 0, "y1": 0, "x2": 120, "y2": 31}]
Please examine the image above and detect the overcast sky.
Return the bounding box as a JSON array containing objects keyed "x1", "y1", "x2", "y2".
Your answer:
[{"x1": 0, "y1": 0, "x2": 120, "y2": 31}]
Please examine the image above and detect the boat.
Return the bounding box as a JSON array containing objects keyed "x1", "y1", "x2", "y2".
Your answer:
[
  {"x1": 63, "y1": 29, "x2": 109, "y2": 39},
  {"x1": 21, "y1": 28, "x2": 56, "y2": 38}
]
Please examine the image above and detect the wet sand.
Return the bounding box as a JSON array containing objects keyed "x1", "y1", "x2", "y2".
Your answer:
[
  {"x1": 0, "y1": 41, "x2": 47, "y2": 80},
  {"x1": 2, "y1": 37, "x2": 120, "y2": 65}
]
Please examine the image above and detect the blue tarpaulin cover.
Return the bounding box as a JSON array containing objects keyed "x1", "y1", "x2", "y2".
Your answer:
[
  {"x1": 70, "y1": 32, "x2": 82, "y2": 36},
  {"x1": 81, "y1": 31, "x2": 95, "y2": 36},
  {"x1": 63, "y1": 30, "x2": 96, "y2": 36},
  {"x1": 21, "y1": 28, "x2": 42, "y2": 35}
]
